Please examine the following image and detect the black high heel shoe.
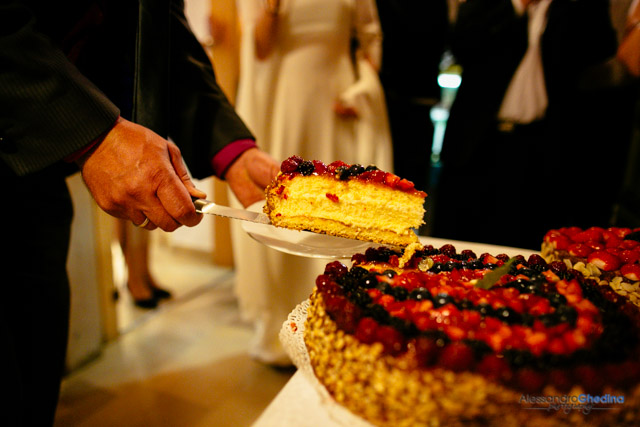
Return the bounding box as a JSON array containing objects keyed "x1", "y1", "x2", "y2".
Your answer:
[
  {"x1": 152, "y1": 287, "x2": 172, "y2": 300},
  {"x1": 133, "y1": 295, "x2": 159, "y2": 309}
]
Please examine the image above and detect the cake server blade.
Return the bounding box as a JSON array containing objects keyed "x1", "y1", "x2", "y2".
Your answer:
[{"x1": 193, "y1": 198, "x2": 272, "y2": 224}]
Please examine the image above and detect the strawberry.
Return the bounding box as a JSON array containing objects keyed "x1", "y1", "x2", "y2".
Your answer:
[
  {"x1": 572, "y1": 228, "x2": 603, "y2": 243},
  {"x1": 384, "y1": 173, "x2": 400, "y2": 187},
  {"x1": 559, "y1": 226, "x2": 582, "y2": 236},
  {"x1": 586, "y1": 241, "x2": 605, "y2": 251},
  {"x1": 607, "y1": 227, "x2": 632, "y2": 239},
  {"x1": 619, "y1": 249, "x2": 640, "y2": 264},
  {"x1": 396, "y1": 178, "x2": 415, "y2": 191},
  {"x1": 587, "y1": 251, "x2": 622, "y2": 272},
  {"x1": 621, "y1": 239, "x2": 640, "y2": 250},
  {"x1": 621, "y1": 263, "x2": 640, "y2": 281},
  {"x1": 568, "y1": 243, "x2": 593, "y2": 258},
  {"x1": 544, "y1": 233, "x2": 570, "y2": 250},
  {"x1": 602, "y1": 230, "x2": 624, "y2": 248}
]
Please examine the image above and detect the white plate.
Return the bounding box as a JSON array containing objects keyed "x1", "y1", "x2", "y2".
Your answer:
[{"x1": 241, "y1": 201, "x2": 380, "y2": 259}]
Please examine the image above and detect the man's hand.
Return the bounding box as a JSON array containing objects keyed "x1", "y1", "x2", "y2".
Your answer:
[
  {"x1": 225, "y1": 147, "x2": 280, "y2": 207},
  {"x1": 78, "y1": 117, "x2": 207, "y2": 231}
]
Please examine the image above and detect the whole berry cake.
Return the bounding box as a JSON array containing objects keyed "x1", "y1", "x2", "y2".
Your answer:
[
  {"x1": 264, "y1": 156, "x2": 426, "y2": 247},
  {"x1": 542, "y1": 227, "x2": 640, "y2": 308},
  {"x1": 304, "y1": 245, "x2": 640, "y2": 426}
]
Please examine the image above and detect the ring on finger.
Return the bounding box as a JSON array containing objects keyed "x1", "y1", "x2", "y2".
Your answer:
[{"x1": 134, "y1": 217, "x2": 150, "y2": 228}]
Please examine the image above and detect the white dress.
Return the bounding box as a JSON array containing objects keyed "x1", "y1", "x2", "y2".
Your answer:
[{"x1": 230, "y1": 0, "x2": 392, "y2": 365}]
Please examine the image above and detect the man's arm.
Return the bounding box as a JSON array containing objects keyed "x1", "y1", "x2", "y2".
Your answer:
[{"x1": 0, "y1": 2, "x2": 119, "y2": 176}]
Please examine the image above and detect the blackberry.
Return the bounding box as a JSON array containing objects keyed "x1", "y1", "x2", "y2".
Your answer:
[
  {"x1": 364, "y1": 164, "x2": 379, "y2": 172},
  {"x1": 297, "y1": 160, "x2": 315, "y2": 175}
]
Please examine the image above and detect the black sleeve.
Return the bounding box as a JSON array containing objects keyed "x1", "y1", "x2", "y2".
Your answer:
[
  {"x1": 0, "y1": 2, "x2": 119, "y2": 176},
  {"x1": 167, "y1": 0, "x2": 254, "y2": 180}
]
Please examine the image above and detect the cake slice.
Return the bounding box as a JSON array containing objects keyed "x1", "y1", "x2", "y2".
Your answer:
[{"x1": 264, "y1": 156, "x2": 426, "y2": 247}]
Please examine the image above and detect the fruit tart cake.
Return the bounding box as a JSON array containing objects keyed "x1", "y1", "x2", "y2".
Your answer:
[
  {"x1": 542, "y1": 227, "x2": 640, "y2": 308},
  {"x1": 304, "y1": 245, "x2": 640, "y2": 426},
  {"x1": 264, "y1": 156, "x2": 426, "y2": 247}
]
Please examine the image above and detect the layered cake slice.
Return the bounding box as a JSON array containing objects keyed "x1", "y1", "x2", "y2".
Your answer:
[
  {"x1": 264, "y1": 156, "x2": 426, "y2": 247},
  {"x1": 542, "y1": 226, "x2": 640, "y2": 308},
  {"x1": 304, "y1": 245, "x2": 640, "y2": 426}
]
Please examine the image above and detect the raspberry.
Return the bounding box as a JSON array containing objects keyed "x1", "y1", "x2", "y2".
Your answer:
[
  {"x1": 324, "y1": 261, "x2": 348, "y2": 277},
  {"x1": 280, "y1": 155, "x2": 303, "y2": 173},
  {"x1": 355, "y1": 317, "x2": 378, "y2": 344},
  {"x1": 574, "y1": 365, "x2": 605, "y2": 393},
  {"x1": 516, "y1": 368, "x2": 546, "y2": 393},
  {"x1": 438, "y1": 342, "x2": 474, "y2": 372},
  {"x1": 548, "y1": 369, "x2": 573, "y2": 392},
  {"x1": 477, "y1": 354, "x2": 511, "y2": 382},
  {"x1": 412, "y1": 337, "x2": 441, "y2": 367},
  {"x1": 375, "y1": 325, "x2": 405, "y2": 355},
  {"x1": 312, "y1": 159, "x2": 327, "y2": 174},
  {"x1": 526, "y1": 254, "x2": 547, "y2": 268}
]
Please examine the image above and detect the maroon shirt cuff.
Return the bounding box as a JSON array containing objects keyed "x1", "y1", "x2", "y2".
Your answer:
[{"x1": 212, "y1": 139, "x2": 257, "y2": 178}]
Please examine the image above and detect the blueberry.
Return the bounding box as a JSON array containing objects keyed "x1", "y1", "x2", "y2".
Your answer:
[
  {"x1": 410, "y1": 288, "x2": 432, "y2": 301},
  {"x1": 433, "y1": 293, "x2": 454, "y2": 308}
]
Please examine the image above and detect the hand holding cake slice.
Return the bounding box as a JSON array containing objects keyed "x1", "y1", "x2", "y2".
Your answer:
[{"x1": 264, "y1": 156, "x2": 426, "y2": 247}]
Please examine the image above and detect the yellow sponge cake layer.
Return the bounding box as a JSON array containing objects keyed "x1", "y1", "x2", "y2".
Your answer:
[{"x1": 264, "y1": 157, "x2": 426, "y2": 247}]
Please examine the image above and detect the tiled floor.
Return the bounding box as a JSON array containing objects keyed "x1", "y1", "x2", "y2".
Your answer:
[{"x1": 54, "y1": 233, "x2": 295, "y2": 427}]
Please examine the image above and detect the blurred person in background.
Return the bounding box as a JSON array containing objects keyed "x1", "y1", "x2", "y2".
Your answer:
[
  {"x1": 230, "y1": 0, "x2": 392, "y2": 366},
  {"x1": 431, "y1": 0, "x2": 626, "y2": 250}
]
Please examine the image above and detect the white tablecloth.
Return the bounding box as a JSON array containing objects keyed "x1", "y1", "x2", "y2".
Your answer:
[{"x1": 253, "y1": 237, "x2": 538, "y2": 426}]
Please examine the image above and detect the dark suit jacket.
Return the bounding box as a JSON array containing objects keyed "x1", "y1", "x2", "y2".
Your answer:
[{"x1": 0, "y1": 0, "x2": 253, "y2": 179}]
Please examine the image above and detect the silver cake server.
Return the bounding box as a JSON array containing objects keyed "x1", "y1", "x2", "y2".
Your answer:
[{"x1": 193, "y1": 198, "x2": 272, "y2": 224}]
